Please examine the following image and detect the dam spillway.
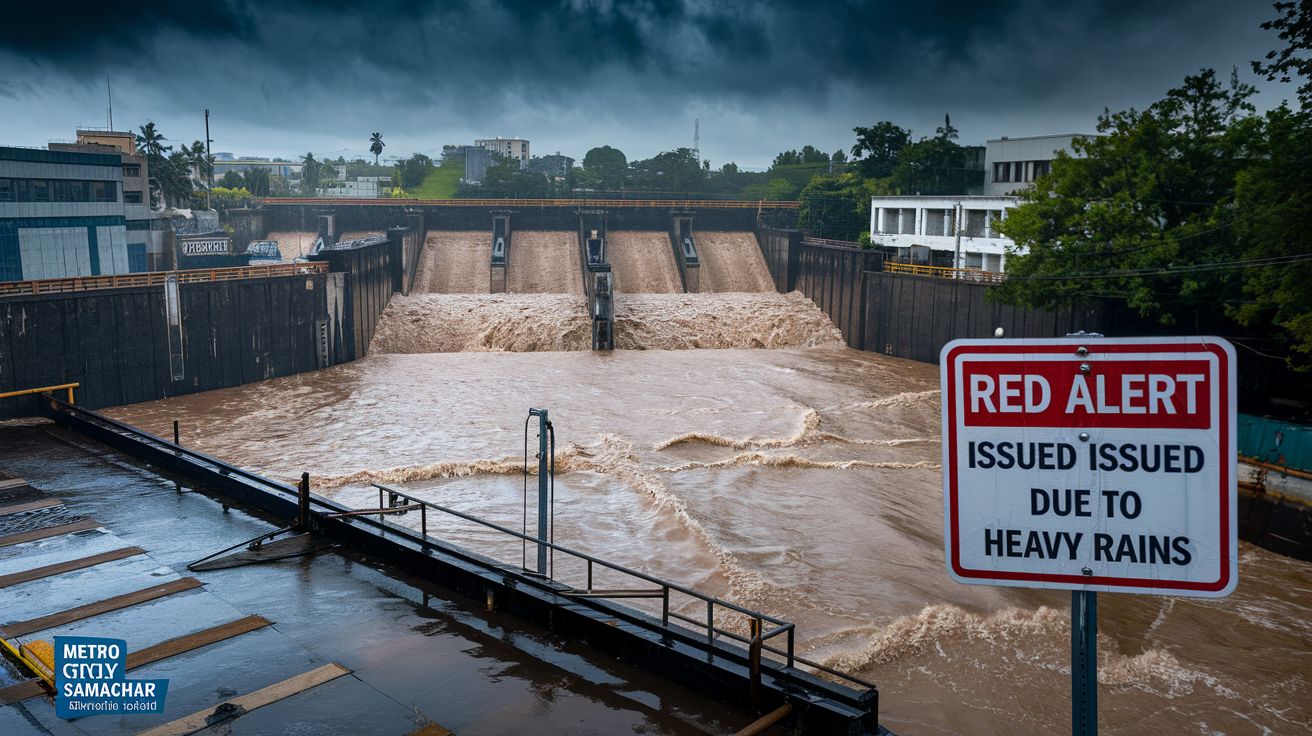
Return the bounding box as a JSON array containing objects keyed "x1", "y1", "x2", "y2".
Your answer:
[{"x1": 5, "y1": 202, "x2": 1309, "y2": 736}]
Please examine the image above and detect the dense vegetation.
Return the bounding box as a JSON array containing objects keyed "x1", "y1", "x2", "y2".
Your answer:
[{"x1": 993, "y1": 1, "x2": 1312, "y2": 370}]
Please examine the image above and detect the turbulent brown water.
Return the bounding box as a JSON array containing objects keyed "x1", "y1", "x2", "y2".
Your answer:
[
  {"x1": 694, "y1": 232, "x2": 776, "y2": 293},
  {"x1": 370, "y1": 292, "x2": 844, "y2": 353},
  {"x1": 101, "y1": 232, "x2": 1312, "y2": 736},
  {"x1": 607, "y1": 231, "x2": 684, "y2": 293}
]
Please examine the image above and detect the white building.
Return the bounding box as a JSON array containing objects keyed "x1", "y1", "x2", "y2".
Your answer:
[
  {"x1": 475, "y1": 138, "x2": 530, "y2": 168},
  {"x1": 869, "y1": 195, "x2": 1022, "y2": 272},
  {"x1": 984, "y1": 133, "x2": 1093, "y2": 196}
]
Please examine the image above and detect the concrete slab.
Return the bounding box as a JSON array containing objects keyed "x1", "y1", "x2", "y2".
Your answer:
[{"x1": 0, "y1": 423, "x2": 757, "y2": 735}]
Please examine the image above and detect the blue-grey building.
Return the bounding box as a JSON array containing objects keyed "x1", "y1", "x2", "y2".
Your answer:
[{"x1": 0, "y1": 146, "x2": 140, "y2": 282}]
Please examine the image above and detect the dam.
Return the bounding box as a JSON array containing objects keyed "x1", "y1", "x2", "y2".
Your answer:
[{"x1": 2, "y1": 200, "x2": 1310, "y2": 735}]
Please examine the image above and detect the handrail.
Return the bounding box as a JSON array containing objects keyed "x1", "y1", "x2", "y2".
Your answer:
[
  {"x1": 373, "y1": 482, "x2": 874, "y2": 689},
  {"x1": 0, "y1": 262, "x2": 328, "y2": 297},
  {"x1": 264, "y1": 197, "x2": 801, "y2": 210},
  {"x1": 883, "y1": 261, "x2": 1007, "y2": 284},
  {"x1": 0, "y1": 382, "x2": 78, "y2": 403}
]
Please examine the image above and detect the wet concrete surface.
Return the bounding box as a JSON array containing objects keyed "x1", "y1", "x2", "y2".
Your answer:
[{"x1": 0, "y1": 421, "x2": 758, "y2": 735}]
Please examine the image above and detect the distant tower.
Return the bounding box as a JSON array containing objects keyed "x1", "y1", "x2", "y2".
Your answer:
[{"x1": 693, "y1": 119, "x2": 700, "y2": 161}]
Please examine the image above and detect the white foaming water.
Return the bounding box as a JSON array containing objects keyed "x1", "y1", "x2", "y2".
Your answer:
[
  {"x1": 693, "y1": 231, "x2": 776, "y2": 293},
  {"x1": 370, "y1": 291, "x2": 845, "y2": 353},
  {"x1": 103, "y1": 231, "x2": 1312, "y2": 735}
]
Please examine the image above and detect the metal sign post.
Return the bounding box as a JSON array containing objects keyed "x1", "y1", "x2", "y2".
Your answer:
[
  {"x1": 1072, "y1": 590, "x2": 1096, "y2": 736},
  {"x1": 940, "y1": 336, "x2": 1238, "y2": 736}
]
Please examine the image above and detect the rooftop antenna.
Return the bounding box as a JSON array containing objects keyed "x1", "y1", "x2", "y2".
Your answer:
[
  {"x1": 107, "y1": 75, "x2": 113, "y2": 130},
  {"x1": 693, "y1": 119, "x2": 700, "y2": 162}
]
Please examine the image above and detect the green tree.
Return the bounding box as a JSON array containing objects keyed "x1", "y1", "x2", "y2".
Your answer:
[
  {"x1": 219, "y1": 171, "x2": 244, "y2": 189},
  {"x1": 630, "y1": 148, "x2": 704, "y2": 193},
  {"x1": 134, "y1": 122, "x2": 169, "y2": 159},
  {"x1": 242, "y1": 167, "x2": 271, "y2": 197},
  {"x1": 850, "y1": 122, "x2": 911, "y2": 179},
  {"x1": 370, "y1": 133, "x2": 385, "y2": 165},
  {"x1": 991, "y1": 68, "x2": 1260, "y2": 330},
  {"x1": 582, "y1": 146, "x2": 628, "y2": 189},
  {"x1": 799, "y1": 173, "x2": 870, "y2": 240},
  {"x1": 393, "y1": 153, "x2": 434, "y2": 190},
  {"x1": 301, "y1": 152, "x2": 325, "y2": 195}
]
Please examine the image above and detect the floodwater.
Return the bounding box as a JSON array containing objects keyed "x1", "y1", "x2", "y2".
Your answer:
[
  {"x1": 694, "y1": 232, "x2": 775, "y2": 293},
  {"x1": 100, "y1": 232, "x2": 1312, "y2": 736},
  {"x1": 606, "y1": 231, "x2": 684, "y2": 293}
]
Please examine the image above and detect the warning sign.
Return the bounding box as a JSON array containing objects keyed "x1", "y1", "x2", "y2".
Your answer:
[{"x1": 940, "y1": 336, "x2": 1237, "y2": 597}]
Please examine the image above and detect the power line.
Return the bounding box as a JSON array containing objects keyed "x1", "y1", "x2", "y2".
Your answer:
[{"x1": 1005, "y1": 253, "x2": 1312, "y2": 281}]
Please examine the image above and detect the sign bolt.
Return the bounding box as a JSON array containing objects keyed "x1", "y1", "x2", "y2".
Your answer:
[
  {"x1": 1082, "y1": 567, "x2": 1092, "y2": 576},
  {"x1": 1076, "y1": 346, "x2": 1089, "y2": 357},
  {"x1": 1079, "y1": 362, "x2": 1091, "y2": 374},
  {"x1": 1078, "y1": 432, "x2": 1090, "y2": 442}
]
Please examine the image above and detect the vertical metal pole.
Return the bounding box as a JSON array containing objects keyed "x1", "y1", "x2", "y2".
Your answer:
[
  {"x1": 707, "y1": 601, "x2": 714, "y2": 646},
  {"x1": 297, "y1": 472, "x2": 310, "y2": 532},
  {"x1": 204, "y1": 110, "x2": 213, "y2": 212},
  {"x1": 173, "y1": 420, "x2": 179, "y2": 446},
  {"x1": 1072, "y1": 590, "x2": 1097, "y2": 736},
  {"x1": 536, "y1": 409, "x2": 549, "y2": 575}
]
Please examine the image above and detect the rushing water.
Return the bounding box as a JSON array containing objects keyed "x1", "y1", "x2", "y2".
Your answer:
[{"x1": 99, "y1": 233, "x2": 1312, "y2": 735}]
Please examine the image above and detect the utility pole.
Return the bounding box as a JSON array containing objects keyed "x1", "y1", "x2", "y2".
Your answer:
[
  {"x1": 953, "y1": 201, "x2": 963, "y2": 275},
  {"x1": 107, "y1": 75, "x2": 113, "y2": 130},
  {"x1": 204, "y1": 110, "x2": 213, "y2": 211}
]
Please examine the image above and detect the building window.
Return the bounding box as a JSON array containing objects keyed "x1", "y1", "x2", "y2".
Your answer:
[
  {"x1": 123, "y1": 165, "x2": 141, "y2": 178},
  {"x1": 3, "y1": 178, "x2": 117, "y2": 203},
  {"x1": 993, "y1": 162, "x2": 1011, "y2": 183},
  {"x1": 124, "y1": 191, "x2": 144, "y2": 204},
  {"x1": 965, "y1": 209, "x2": 988, "y2": 237},
  {"x1": 1031, "y1": 160, "x2": 1051, "y2": 180}
]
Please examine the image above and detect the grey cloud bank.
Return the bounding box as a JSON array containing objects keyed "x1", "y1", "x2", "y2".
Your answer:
[{"x1": 0, "y1": 1, "x2": 1293, "y2": 169}]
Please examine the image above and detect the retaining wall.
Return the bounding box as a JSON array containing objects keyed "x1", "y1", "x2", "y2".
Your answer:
[{"x1": 0, "y1": 273, "x2": 332, "y2": 418}]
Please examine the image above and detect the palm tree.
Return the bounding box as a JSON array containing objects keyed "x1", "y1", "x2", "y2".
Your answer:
[
  {"x1": 369, "y1": 133, "x2": 385, "y2": 165},
  {"x1": 135, "y1": 122, "x2": 170, "y2": 159}
]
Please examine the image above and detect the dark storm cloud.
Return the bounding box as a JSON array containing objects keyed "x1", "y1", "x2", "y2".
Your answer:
[
  {"x1": 1, "y1": 1, "x2": 1240, "y2": 93},
  {"x1": 0, "y1": 1, "x2": 1283, "y2": 163}
]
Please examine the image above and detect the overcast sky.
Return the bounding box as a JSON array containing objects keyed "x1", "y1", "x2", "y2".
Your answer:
[{"x1": 0, "y1": 1, "x2": 1296, "y2": 170}]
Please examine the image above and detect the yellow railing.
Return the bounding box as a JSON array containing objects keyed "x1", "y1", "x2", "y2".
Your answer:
[
  {"x1": 0, "y1": 262, "x2": 328, "y2": 297},
  {"x1": 0, "y1": 383, "x2": 78, "y2": 403},
  {"x1": 263, "y1": 197, "x2": 801, "y2": 210},
  {"x1": 884, "y1": 262, "x2": 1007, "y2": 284}
]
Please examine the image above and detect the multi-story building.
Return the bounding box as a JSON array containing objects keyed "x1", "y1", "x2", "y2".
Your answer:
[
  {"x1": 869, "y1": 195, "x2": 1022, "y2": 272},
  {"x1": 49, "y1": 129, "x2": 162, "y2": 271},
  {"x1": 475, "y1": 138, "x2": 529, "y2": 168},
  {"x1": 983, "y1": 134, "x2": 1093, "y2": 196},
  {"x1": 0, "y1": 145, "x2": 140, "y2": 281}
]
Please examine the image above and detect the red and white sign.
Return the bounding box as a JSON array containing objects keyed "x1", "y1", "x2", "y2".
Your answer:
[{"x1": 941, "y1": 336, "x2": 1237, "y2": 597}]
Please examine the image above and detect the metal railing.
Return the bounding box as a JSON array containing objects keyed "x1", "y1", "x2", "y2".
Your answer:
[
  {"x1": 0, "y1": 262, "x2": 328, "y2": 297},
  {"x1": 263, "y1": 197, "x2": 801, "y2": 210},
  {"x1": 0, "y1": 382, "x2": 78, "y2": 403},
  {"x1": 883, "y1": 261, "x2": 1007, "y2": 284},
  {"x1": 371, "y1": 482, "x2": 872, "y2": 690}
]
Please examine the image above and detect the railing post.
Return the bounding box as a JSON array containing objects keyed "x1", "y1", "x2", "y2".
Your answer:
[
  {"x1": 707, "y1": 601, "x2": 714, "y2": 646},
  {"x1": 421, "y1": 504, "x2": 427, "y2": 540},
  {"x1": 662, "y1": 586, "x2": 669, "y2": 626},
  {"x1": 749, "y1": 618, "x2": 763, "y2": 717},
  {"x1": 787, "y1": 627, "x2": 794, "y2": 668},
  {"x1": 586, "y1": 559, "x2": 592, "y2": 591}
]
